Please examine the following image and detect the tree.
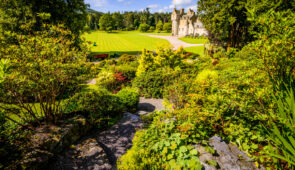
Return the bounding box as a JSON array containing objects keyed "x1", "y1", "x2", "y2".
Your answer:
[
  {"x1": 0, "y1": 0, "x2": 88, "y2": 37},
  {"x1": 197, "y1": 0, "x2": 251, "y2": 49},
  {"x1": 149, "y1": 26, "x2": 155, "y2": 32},
  {"x1": 112, "y1": 12, "x2": 124, "y2": 30},
  {"x1": 99, "y1": 13, "x2": 114, "y2": 32},
  {"x1": 138, "y1": 23, "x2": 150, "y2": 32},
  {"x1": 156, "y1": 20, "x2": 163, "y2": 32},
  {"x1": 0, "y1": 25, "x2": 91, "y2": 124},
  {"x1": 163, "y1": 22, "x2": 172, "y2": 33}
]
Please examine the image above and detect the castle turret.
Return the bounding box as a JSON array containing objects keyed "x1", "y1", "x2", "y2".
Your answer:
[{"x1": 172, "y1": 8, "x2": 180, "y2": 36}]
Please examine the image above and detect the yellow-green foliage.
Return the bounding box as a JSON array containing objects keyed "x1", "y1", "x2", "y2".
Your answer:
[
  {"x1": 136, "y1": 47, "x2": 184, "y2": 77},
  {"x1": 96, "y1": 71, "x2": 116, "y2": 91},
  {"x1": 136, "y1": 49, "x2": 156, "y2": 77},
  {"x1": 196, "y1": 69, "x2": 218, "y2": 83},
  {"x1": 117, "y1": 111, "x2": 203, "y2": 170}
]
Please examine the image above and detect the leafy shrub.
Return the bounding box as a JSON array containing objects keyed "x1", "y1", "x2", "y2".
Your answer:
[
  {"x1": 138, "y1": 24, "x2": 150, "y2": 32},
  {"x1": 196, "y1": 69, "x2": 218, "y2": 83},
  {"x1": 136, "y1": 47, "x2": 184, "y2": 77},
  {"x1": 225, "y1": 47, "x2": 238, "y2": 58},
  {"x1": 115, "y1": 64, "x2": 137, "y2": 80},
  {"x1": 0, "y1": 25, "x2": 91, "y2": 124},
  {"x1": 117, "y1": 54, "x2": 137, "y2": 64},
  {"x1": 149, "y1": 26, "x2": 155, "y2": 32},
  {"x1": 212, "y1": 50, "x2": 224, "y2": 59},
  {"x1": 164, "y1": 74, "x2": 195, "y2": 109},
  {"x1": 116, "y1": 88, "x2": 140, "y2": 111},
  {"x1": 133, "y1": 69, "x2": 180, "y2": 98},
  {"x1": 133, "y1": 70, "x2": 165, "y2": 98},
  {"x1": 156, "y1": 20, "x2": 163, "y2": 31},
  {"x1": 163, "y1": 22, "x2": 172, "y2": 33},
  {"x1": 249, "y1": 10, "x2": 295, "y2": 83},
  {"x1": 96, "y1": 71, "x2": 117, "y2": 91},
  {"x1": 63, "y1": 88, "x2": 124, "y2": 121}
]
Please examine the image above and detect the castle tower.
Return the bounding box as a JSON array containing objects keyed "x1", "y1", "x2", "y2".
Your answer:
[
  {"x1": 172, "y1": 8, "x2": 208, "y2": 37},
  {"x1": 171, "y1": 8, "x2": 180, "y2": 36}
]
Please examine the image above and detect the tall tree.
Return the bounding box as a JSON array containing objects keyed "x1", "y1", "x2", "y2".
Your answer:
[
  {"x1": 99, "y1": 13, "x2": 114, "y2": 32},
  {"x1": 0, "y1": 0, "x2": 88, "y2": 36},
  {"x1": 112, "y1": 12, "x2": 124, "y2": 30},
  {"x1": 197, "y1": 0, "x2": 251, "y2": 49},
  {"x1": 156, "y1": 20, "x2": 163, "y2": 31}
]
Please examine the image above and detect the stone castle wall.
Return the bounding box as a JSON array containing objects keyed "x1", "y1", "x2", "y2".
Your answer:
[{"x1": 172, "y1": 8, "x2": 208, "y2": 37}]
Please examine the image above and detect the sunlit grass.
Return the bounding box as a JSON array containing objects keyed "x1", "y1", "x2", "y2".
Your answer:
[
  {"x1": 179, "y1": 37, "x2": 208, "y2": 44},
  {"x1": 82, "y1": 31, "x2": 171, "y2": 55},
  {"x1": 184, "y1": 46, "x2": 205, "y2": 57}
]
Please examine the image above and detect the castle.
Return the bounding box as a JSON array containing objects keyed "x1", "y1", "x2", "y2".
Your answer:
[{"x1": 172, "y1": 8, "x2": 208, "y2": 37}]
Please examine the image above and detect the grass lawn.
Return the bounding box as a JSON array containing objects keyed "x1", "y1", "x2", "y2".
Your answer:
[
  {"x1": 83, "y1": 31, "x2": 171, "y2": 55},
  {"x1": 184, "y1": 46, "x2": 205, "y2": 57},
  {"x1": 141, "y1": 32, "x2": 172, "y2": 36},
  {"x1": 179, "y1": 37, "x2": 208, "y2": 44}
]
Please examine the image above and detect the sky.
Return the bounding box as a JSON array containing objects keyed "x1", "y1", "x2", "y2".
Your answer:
[{"x1": 84, "y1": 0, "x2": 198, "y2": 13}]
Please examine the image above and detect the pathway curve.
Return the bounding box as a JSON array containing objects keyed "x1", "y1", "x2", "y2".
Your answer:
[
  {"x1": 50, "y1": 97, "x2": 164, "y2": 170},
  {"x1": 147, "y1": 35, "x2": 203, "y2": 50}
]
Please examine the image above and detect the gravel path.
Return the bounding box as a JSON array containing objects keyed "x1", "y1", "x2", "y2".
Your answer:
[{"x1": 147, "y1": 35, "x2": 203, "y2": 50}]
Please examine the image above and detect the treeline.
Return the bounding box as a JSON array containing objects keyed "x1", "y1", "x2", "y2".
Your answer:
[
  {"x1": 85, "y1": 8, "x2": 172, "y2": 32},
  {"x1": 197, "y1": 0, "x2": 295, "y2": 49},
  {"x1": 0, "y1": 0, "x2": 88, "y2": 44}
]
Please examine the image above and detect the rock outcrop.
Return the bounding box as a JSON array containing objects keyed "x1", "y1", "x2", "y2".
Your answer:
[{"x1": 195, "y1": 136, "x2": 262, "y2": 170}]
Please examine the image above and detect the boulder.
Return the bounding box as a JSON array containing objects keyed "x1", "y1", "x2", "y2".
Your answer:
[{"x1": 195, "y1": 136, "x2": 263, "y2": 170}]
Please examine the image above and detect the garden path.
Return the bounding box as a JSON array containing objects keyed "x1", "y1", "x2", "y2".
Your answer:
[
  {"x1": 50, "y1": 97, "x2": 164, "y2": 170},
  {"x1": 147, "y1": 35, "x2": 203, "y2": 50}
]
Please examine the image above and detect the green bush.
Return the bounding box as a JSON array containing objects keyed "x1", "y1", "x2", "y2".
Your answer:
[
  {"x1": 249, "y1": 10, "x2": 295, "y2": 83},
  {"x1": 133, "y1": 70, "x2": 165, "y2": 98},
  {"x1": 0, "y1": 25, "x2": 91, "y2": 124},
  {"x1": 133, "y1": 69, "x2": 179, "y2": 98},
  {"x1": 115, "y1": 64, "x2": 137, "y2": 80},
  {"x1": 156, "y1": 20, "x2": 163, "y2": 31},
  {"x1": 117, "y1": 54, "x2": 137, "y2": 64},
  {"x1": 163, "y1": 22, "x2": 172, "y2": 33},
  {"x1": 149, "y1": 26, "x2": 155, "y2": 32},
  {"x1": 96, "y1": 71, "x2": 117, "y2": 91},
  {"x1": 116, "y1": 88, "x2": 140, "y2": 111},
  {"x1": 138, "y1": 24, "x2": 150, "y2": 32},
  {"x1": 63, "y1": 88, "x2": 124, "y2": 121},
  {"x1": 136, "y1": 47, "x2": 184, "y2": 77}
]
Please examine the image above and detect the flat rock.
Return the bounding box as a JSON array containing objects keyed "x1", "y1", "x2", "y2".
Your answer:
[
  {"x1": 51, "y1": 138, "x2": 111, "y2": 170},
  {"x1": 136, "y1": 97, "x2": 164, "y2": 115},
  {"x1": 50, "y1": 112, "x2": 142, "y2": 170},
  {"x1": 195, "y1": 136, "x2": 262, "y2": 170}
]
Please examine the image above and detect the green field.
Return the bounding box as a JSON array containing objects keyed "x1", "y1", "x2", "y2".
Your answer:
[
  {"x1": 83, "y1": 30, "x2": 204, "y2": 57},
  {"x1": 178, "y1": 37, "x2": 208, "y2": 44},
  {"x1": 184, "y1": 46, "x2": 205, "y2": 57},
  {"x1": 83, "y1": 31, "x2": 171, "y2": 55}
]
